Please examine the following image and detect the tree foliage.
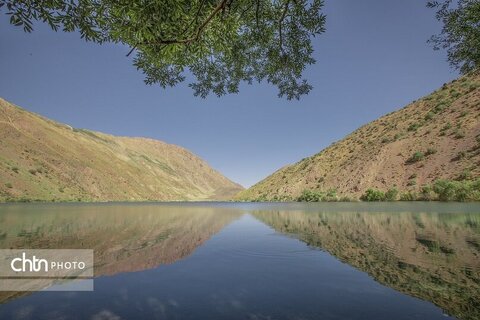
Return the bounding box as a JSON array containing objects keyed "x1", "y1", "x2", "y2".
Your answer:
[
  {"x1": 428, "y1": 0, "x2": 480, "y2": 73},
  {"x1": 1, "y1": 0, "x2": 326, "y2": 99}
]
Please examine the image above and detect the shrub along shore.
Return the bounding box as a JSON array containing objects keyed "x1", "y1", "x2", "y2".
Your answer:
[
  {"x1": 295, "y1": 178, "x2": 480, "y2": 202},
  {"x1": 2, "y1": 179, "x2": 480, "y2": 203},
  {"x1": 359, "y1": 179, "x2": 480, "y2": 202},
  {"x1": 250, "y1": 179, "x2": 480, "y2": 202}
]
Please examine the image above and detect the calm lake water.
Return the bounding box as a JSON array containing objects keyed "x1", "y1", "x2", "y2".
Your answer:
[{"x1": 0, "y1": 202, "x2": 479, "y2": 320}]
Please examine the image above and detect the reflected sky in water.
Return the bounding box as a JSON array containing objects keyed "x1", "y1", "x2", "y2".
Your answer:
[{"x1": 0, "y1": 202, "x2": 478, "y2": 319}]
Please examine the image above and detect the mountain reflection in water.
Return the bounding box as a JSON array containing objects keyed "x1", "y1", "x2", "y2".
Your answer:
[
  {"x1": 0, "y1": 202, "x2": 478, "y2": 320},
  {"x1": 0, "y1": 203, "x2": 242, "y2": 303},
  {"x1": 253, "y1": 207, "x2": 480, "y2": 320}
]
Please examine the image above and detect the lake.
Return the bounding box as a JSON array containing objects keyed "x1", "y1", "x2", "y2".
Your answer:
[{"x1": 0, "y1": 202, "x2": 479, "y2": 319}]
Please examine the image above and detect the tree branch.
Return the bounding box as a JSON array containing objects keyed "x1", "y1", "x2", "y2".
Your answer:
[
  {"x1": 256, "y1": 0, "x2": 260, "y2": 29},
  {"x1": 186, "y1": 0, "x2": 207, "y2": 35},
  {"x1": 143, "y1": 0, "x2": 229, "y2": 46},
  {"x1": 126, "y1": 45, "x2": 137, "y2": 57},
  {"x1": 239, "y1": 2, "x2": 256, "y2": 21},
  {"x1": 278, "y1": 0, "x2": 290, "y2": 53}
]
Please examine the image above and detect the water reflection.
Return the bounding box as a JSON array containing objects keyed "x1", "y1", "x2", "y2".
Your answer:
[
  {"x1": 253, "y1": 208, "x2": 480, "y2": 320},
  {"x1": 0, "y1": 203, "x2": 478, "y2": 320},
  {"x1": 0, "y1": 203, "x2": 242, "y2": 303}
]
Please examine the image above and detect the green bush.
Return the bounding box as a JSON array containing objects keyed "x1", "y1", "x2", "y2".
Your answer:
[
  {"x1": 432, "y1": 179, "x2": 480, "y2": 201},
  {"x1": 434, "y1": 103, "x2": 447, "y2": 113},
  {"x1": 385, "y1": 188, "x2": 398, "y2": 201},
  {"x1": 420, "y1": 185, "x2": 435, "y2": 201},
  {"x1": 454, "y1": 129, "x2": 465, "y2": 139},
  {"x1": 297, "y1": 190, "x2": 321, "y2": 202},
  {"x1": 441, "y1": 122, "x2": 452, "y2": 131},
  {"x1": 360, "y1": 189, "x2": 386, "y2": 201},
  {"x1": 433, "y1": 180, "x2": 457, "y2": 201},
  {"x1": 297, "y1": 189, "x2": 338, "y2": 202},
  {"x1": 451, "y1": 91, "x2": 461, "y2": 98},
  {"x1": 357, "y1": 179, "x2": 480, "y2": 202},
  {"x1": 425, "y1": 148, "x2": 437, "y2": 156},
  {"x1": 471, "y1": 180, "x2": 480, "y2": 200},
  {"x1": 406, "y1": 152, "x2": 424, "y2": 164},
  {"x1": 455, "y1": 184, "x2": 471, "y2": 202},
  {"x1": 457, "y1": 169, "x2": 471, "y2": 181},
  {"x1": 407, "y1": 179, "x2": 417, "y2": 186},
  {"x1": 424, "y1": 112, "x2": 434, "y2": 121},
  {"x1": 5, "y1": 183, "x2": 13, "y2": 189},
  {"x1": 407, "y1": 123, "x2": 421, "y2": 132},
  {"x1": 400, "y1": 192, "x2": 417, "y2": 201}
]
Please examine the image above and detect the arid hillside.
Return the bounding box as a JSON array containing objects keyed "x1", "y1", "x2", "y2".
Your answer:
[
  {"x1": 237, "y1": 73, "x2": 480, "y2": 201},
  {"x1": 0, "y1": 98, "x2": 243, "y2": 202}
]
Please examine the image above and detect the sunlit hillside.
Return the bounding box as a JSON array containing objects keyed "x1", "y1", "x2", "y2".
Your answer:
[
  {"x1": 0, "y1": 98, "x2": 243, "y2": 202},
  {"x1": 238, "y1": 73, "x2": 480, "y2": 201}
]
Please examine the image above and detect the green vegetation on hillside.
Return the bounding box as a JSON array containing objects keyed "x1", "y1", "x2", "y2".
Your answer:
[
  {"x1": 236, "y1": 73, "x2": 480, "y2": 202},
  {"x1": 360, "y1": 188, "x2": 398, "y2": 202},
  {"x1": 359, "y1": 179, "x2": 480, "y2": 202},
  {"x1": 296, "y1": 189, "x2": 339, "y2": 202},
  {"x1": 245, "y1": 179, "x2": 480, "y2": 203}
]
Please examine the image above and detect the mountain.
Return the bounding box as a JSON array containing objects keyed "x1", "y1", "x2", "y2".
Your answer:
[
  {"x1": 0, "y1": 98, "x2": 243, "y2": 202},
  {"x1": 237, "y1": 73, "x2": 480, "y2": 201}
]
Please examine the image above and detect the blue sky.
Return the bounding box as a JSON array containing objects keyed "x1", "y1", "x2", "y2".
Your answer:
[{"x1": 0, "y1": 0, "x2": 458, "y2": 187}]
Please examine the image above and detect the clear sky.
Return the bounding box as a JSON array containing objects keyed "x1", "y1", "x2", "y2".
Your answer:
[{"x1": 0, "y1": 0, "x2": 459, "y2": 187}]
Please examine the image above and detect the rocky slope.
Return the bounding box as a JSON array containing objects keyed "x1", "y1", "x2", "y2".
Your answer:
[
  {"x1": 237, "y1": 72, "x2": 480, "y2": 201},
  {"x1": 0, "y1": 98, "x2": 243, "y2": 202}
]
